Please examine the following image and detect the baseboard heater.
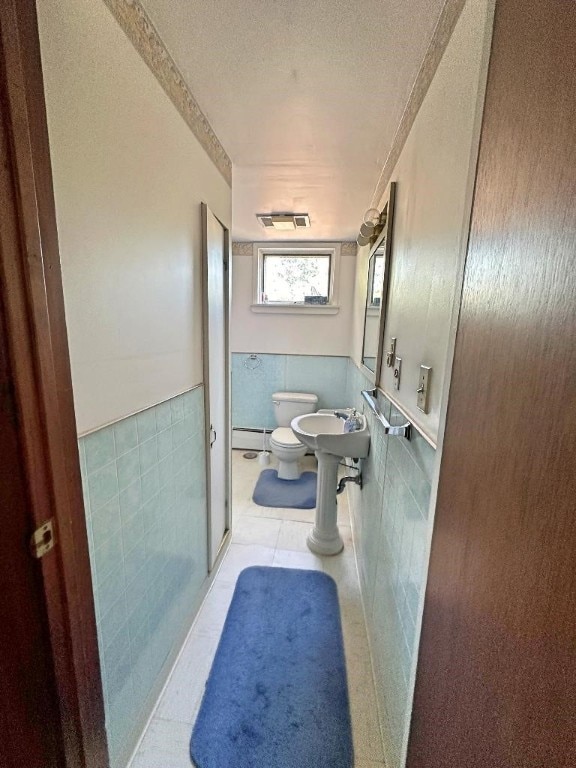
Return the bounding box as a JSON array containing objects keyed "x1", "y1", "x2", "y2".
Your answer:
[
  {"x1": 232, "y1": 427, "x2": 313, "y2": 454},
  {"x1": 232, "y1": 427, "x2": 271, "y2": 451}
]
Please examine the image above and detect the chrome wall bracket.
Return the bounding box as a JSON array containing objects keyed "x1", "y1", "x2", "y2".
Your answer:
[{"x1": 361, "y1": 388, "x2": 411, "y2": 440}]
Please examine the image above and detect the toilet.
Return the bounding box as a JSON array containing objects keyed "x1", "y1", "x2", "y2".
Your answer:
[{"x1": 270, "y1": 392, "x2": 318, "y2": 480}]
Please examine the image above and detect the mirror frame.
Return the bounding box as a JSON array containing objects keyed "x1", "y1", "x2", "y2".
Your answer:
[{"x1": 360, "y1": 181, "x2": 396, "y2": 383}]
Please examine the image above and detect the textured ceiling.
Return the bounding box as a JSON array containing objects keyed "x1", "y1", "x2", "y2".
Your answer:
[{"x1": 140, "y1": 0, "x2": 446, "y2": 240}]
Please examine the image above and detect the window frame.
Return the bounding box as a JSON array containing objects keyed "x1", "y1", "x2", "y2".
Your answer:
[{"x1": 251, "y1": 243, "x2": 341, "y2": 314}]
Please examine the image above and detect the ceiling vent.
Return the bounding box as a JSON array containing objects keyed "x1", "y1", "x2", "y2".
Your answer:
[{"x1": 256, "y1": 213, "x2": 311, "y2": 231}]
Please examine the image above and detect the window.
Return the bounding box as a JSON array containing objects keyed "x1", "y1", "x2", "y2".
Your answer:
[
  {"x1": 252, "y1": 244, "x2": 340, "y2": 313},
  {"x1": 261, "y1": 253, "x2": 331, "y2": 304}
]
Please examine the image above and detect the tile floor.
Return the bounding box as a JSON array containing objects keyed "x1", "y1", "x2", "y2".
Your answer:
[{"x1": 128, "y1": 450, "x2": 385, "y2": 768}]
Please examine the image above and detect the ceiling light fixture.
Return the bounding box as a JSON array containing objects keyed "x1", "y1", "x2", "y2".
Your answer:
[{"x1": 256, "y1": 213, "x2": 311, "y2": 231}]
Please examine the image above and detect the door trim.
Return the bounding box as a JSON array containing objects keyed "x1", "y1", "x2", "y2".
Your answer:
[
  {"x1": 0, "y1": 2, "x2": 107, "y2": 766},
  {"x1": 201, "y1": 202, "x2": 231, "y2": 571}
]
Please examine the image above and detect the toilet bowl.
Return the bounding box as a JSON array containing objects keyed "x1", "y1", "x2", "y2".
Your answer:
[
  {"x1": 270, "y1": 428, "x2": 308, "y2": 480},
  {"x1": 270, "y1": 392, "x2": 318, "y2": 480}
]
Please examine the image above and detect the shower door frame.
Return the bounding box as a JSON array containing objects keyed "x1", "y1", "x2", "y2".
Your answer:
[{"x1": 201, "y1": 203, "x2": 232, "y2": 570}]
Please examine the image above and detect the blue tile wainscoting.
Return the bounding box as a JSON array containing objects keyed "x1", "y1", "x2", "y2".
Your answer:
[
  {"x1": 346, "y1": 360, "x2": 435, "y2": 768},
  {"x1": 78, "y1": 386, "x2": 209, "y2": 768},
  {"x1": 231, "y1": 353, "x2": 349, "y2": 430}
]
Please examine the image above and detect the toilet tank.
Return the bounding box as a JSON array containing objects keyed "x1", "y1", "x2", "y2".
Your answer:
[{"x1": 272, "y1": 392, "x2": 318, "y2": 426}]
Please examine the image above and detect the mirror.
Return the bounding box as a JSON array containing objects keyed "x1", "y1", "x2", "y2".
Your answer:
[
  {"x1": 360, "y1": 182, "x2": 396, "y2": 381},
  {"x1": 361, "y1": 246, "x2": 385, "y2": 374}
]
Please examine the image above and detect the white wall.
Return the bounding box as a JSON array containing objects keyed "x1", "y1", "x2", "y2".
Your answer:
[
  {"x1": 352, "y1": 0, "x2": 494, "y2": 444},
  {"x1": 38, "y1": 0, "x2": 231, "y2": 435},
  {"x1": 230, "y1": 244, "x2": 355, "y2": 356}
]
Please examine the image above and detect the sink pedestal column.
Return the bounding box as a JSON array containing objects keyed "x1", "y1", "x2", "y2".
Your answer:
[{"x1": 307, "y1": 451, "x2": 343, "y2": 555}]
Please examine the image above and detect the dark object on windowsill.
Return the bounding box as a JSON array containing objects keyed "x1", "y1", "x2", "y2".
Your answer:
[{"x1": 304, "y1": 295, "x2": 328, "y2": 304}]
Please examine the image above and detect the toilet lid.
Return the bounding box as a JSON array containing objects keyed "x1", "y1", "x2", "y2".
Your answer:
[{"x1": 271, "y1": 427, "x2": 302, "y2": 446}]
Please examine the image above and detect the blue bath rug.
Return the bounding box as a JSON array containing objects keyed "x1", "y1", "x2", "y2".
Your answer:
[
  {"x1": 191, "y1": 566, "x2": 353, "y2": 768},
  {"x1": 252, "y1": 468, "x2": 317, "y2": 508}
]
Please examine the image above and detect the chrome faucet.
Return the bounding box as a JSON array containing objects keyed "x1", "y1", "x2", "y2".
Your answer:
[{"x1": 344, "y1": 410, "x2": 363, "y2": 432}]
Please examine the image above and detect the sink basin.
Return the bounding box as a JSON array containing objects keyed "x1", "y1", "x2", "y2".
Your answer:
[
  {"x1": 291, "y1": 410, "x2": 371, "y2": 556},
  {"x1": 291, "y1": 411, "x2": 371, "y2": 459}
]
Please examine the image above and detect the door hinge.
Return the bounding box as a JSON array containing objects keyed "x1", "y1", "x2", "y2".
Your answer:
[{"x1": 30, "y1": 519, "x2": 56, "y2": 559}]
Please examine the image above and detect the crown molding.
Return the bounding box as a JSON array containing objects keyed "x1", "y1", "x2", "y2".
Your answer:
[
  {"x1": 370, "y1": 0, "x2": 466, "y2": 208},
  {"x1": 231, "y1": 242, "x2": 253, "y2": 256},
  {"x1": 103, "y1": 0, "x2": 232, "y2": 186},
  {"x1": 340, "y1": 242, "x2": 357, "y2": 257},
  {"x1": 232, "y1": 241, "x2": 357, "y2": 257}
]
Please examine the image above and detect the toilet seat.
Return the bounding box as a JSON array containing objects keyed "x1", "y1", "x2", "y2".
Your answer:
[{"x1": 270, "y1": 427, "x2": 303, "y2": 448}]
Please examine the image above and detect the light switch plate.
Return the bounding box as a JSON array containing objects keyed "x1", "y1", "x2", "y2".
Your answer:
[
  {"x1": 386, "y1": 337, "x2": 397, "y2": 367},
  {"x1": 393, "y1": 356, "x2": 402, "y2": 391},
  {"x1": 417, "y1": 365, "x2": 432, "y2": 412}
]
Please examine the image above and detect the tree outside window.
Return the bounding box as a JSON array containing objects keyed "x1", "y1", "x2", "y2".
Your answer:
[{"x1": 261, "y1": 254, "x2": 331, "y2": 303}]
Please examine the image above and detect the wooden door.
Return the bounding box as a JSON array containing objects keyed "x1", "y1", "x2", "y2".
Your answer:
[
  {"x1": 407, "y1": 1, "x2": 576, "y2": 766},
  {"x1": 0, "y1": 2, "x2": 107, "y2": 766},
  {"x1": 0, "y1": 296, "x2": 63, "y2": 767},
  {"x1": 202, "y1": 204, "x2": 230, "y2": 568}
]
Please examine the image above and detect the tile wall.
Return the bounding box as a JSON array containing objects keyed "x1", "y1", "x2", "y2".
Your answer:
[
  {"x1": 79, "y1": 387, "x2": 208, "y2": 767},
  {"x1": 346, "y1": 361, "x2": 435, "y2": 768},
  {"x1": 231, "y1": 353, "x2": 349, "y2": 429}
]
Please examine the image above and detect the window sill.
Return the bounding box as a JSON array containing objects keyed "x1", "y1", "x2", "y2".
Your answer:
[{"x1": 251, "y1": 303, "x2": 340, "y2": 315}]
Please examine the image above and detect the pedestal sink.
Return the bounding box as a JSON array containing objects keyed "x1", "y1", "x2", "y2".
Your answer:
[{"x1": 291, "y1": 412, "x2": 370, "y2": 555}]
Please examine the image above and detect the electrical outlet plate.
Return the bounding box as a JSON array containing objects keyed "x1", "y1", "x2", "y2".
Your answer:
[
  {"x1": 417, "y1": 365, "x2": 432, "y2": 412},
  {"x1": 393, "y1": 356, "x2": 402, "y2": 391}
]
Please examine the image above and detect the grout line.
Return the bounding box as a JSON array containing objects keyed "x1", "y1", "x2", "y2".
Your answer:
[{"x1": 271, "y1": 520, "x2": 282, "y2": 552}]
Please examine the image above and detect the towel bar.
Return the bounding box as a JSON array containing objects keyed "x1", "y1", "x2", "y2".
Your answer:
[{"x1": 361, "y1": 388, "x2": 411, "y2": 440}]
